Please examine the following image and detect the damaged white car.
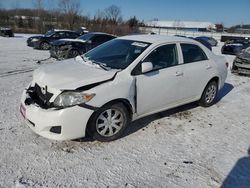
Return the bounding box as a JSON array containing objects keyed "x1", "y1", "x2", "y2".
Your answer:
[{"x1": 20, "y1": 35, "x2": 228, "y2": 141}]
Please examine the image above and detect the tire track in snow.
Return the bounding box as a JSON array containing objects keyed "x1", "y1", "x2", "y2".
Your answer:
[{"x1": 0, "y1": 68, "x2": 34, "y2": 77}]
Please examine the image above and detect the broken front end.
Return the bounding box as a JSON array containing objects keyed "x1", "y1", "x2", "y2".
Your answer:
[{"x1": 232, "y1": 48, "x2": 250, "y2": 76}]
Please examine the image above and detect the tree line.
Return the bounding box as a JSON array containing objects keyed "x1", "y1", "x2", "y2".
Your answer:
[{"x1": 0, "y1": 0, "x2": 144, "y2": 35}]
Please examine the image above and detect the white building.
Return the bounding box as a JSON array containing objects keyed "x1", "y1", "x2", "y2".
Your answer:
[{"x1": 145, "y1": 20, "x2": 216, "y2": 32}]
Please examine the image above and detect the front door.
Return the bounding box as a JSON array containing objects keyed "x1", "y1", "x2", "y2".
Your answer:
[{"x1": 135, "y1": 44, "x2": 183, "y2": 116}]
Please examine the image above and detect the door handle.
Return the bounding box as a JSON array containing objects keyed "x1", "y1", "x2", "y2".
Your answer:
[{"x1": 175, "y1": 71, "x2": 183, "y2": 76}]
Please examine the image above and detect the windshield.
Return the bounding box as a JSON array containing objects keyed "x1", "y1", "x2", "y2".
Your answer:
[
  {"x1": 83, "y1": 39, "x2": 150, "y2": 69},
  {"x1": 44, "y1": 30, "x2": 55, "y2": 37},
  {"x1": 78, "y1": 33, "x2": 95, "y2": 41}
]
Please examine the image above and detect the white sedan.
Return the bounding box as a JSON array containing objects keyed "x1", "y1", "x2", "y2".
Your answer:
[{"x1": 20, "y1": 35, "x2": 228, "y2": 141}]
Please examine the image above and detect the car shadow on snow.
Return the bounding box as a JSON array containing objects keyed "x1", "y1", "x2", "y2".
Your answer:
[
  {"x1": 76, "y1": 82, "x2": 234, "y2": 142},
  {"x1": 216, "y1": 82, "x2": 234, "y2": 103},
  {"x1": 123, "y1": 82, "x2": 234, "y2": 139},
  {"x1": 122, "y1": 102, "x2": 199, "y2": 138},
  {"x1": 221, "y1": 147, "x2": 250, "y2": 188}
]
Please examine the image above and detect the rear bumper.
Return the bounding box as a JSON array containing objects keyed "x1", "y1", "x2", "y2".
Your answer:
[{"x1": 20, "y1": 90, "x2": 94, "y2": 141}]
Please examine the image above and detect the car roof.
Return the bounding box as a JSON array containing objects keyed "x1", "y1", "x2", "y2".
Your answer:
[
  {"x1": 87, "y1": 32, "x2": 116, "y2": 37},
  {"x1": 0, "y1": 27, "x2": 12, "y2": 30},
  {"x1": 53, "y1": 29, "x2": 77, "y2": 33},
  {"x1": 119, "y1": 34, "x2": 196, "y2": 44}
]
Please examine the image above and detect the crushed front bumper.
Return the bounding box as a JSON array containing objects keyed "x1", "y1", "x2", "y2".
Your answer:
[
  {"x1": 50, "y1": 46, "x2": 68, "y2": 60},
  {"x1": 232, "y1": 57, "x2": 250, "y2": 75},
  {"x1": 20, "y1": 89, "x2": 94, "y2": 140}
]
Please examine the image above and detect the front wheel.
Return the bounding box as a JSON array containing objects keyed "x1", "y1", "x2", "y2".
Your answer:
[
  {"x1": 67, "y1": 49, "x2": 79, "y2": 58},
  {"x1": 87, "y1": 103, "x2": 129, "y2": 142},
  {"x1": 199, "y1": 80, "x2": 218, "y2": 107},
  {"x1": 40, "y1": 42, "x2": 50, "y2": 50}
]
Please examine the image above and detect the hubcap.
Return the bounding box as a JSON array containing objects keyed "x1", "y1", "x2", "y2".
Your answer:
[
  {"x1": 70, "y1": 50, "x2": 78, "y2": 57},
  {"x1": 96, "y1": 109, "x2": 124, "y2": 137},
  {"x1": 205, "y1": 84, "x2": 217, "y2": 104},
  {"x1": 41, "y1": 43, "x2": 49, "y2": 50}
]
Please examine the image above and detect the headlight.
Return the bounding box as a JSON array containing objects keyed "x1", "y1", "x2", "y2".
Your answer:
[
  {"x1": 31, "y1": 38, "x2": 39, "y2": 42},
  {"x1": 54, "y1": 92, "x2": 95, "y2": 107}
]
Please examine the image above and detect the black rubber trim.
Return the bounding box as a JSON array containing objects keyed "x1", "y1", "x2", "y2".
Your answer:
[{"x1": 78, "y1": 103, "x2": 99, "y2": 111}]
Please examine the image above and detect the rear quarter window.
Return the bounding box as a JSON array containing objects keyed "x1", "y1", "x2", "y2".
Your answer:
[{"x1": 181, "y1": 43, "x2": 208, "y2": 64}]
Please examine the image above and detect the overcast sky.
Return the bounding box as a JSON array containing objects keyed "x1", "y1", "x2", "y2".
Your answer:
[{"x1": 1, "y1": 0, "x2": 250, "y2": 26}]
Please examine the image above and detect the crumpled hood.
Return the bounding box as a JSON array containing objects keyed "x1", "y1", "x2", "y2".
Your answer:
[
  {"x1": 52, "y1": 38, "x2": 86, "y2": 46},
  {"x1": 238, "y1": 51, "x2": 250, "y2": 62},
  {"x1": 33, "y1": 57, "x2": 118, "y2": 90}
]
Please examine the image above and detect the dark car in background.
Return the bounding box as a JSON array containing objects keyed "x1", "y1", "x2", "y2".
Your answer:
[
  {"x1": 232, "y1": 47, "x2": 250, "y2": 75},
  {"x1": 196, "y1": 36, "x2": 218, "y2": 46},
  {"x1": 50, "y1": 32, "x2": 116, "y2": 60},
  {"x1": 0, "y1": 27, "x2": 14, "y2": 37},
  {"x1": 221, "y1": 39, "x2": 250, "y2": 55},
  {"x1": 27, "y1": 30, "x2": 80, "y2": 50},
  {"x1": 194, "y1": 37, "x2": 212, "y2": 51},
  {"x1": 174, "y1": 35, "x2": 212, "y2": 50}
]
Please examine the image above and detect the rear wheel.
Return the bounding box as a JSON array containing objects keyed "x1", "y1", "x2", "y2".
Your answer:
[
  {"x1": 199, "y1": 80, "x2": 218, "y2": 107},
  {"x1": 40, "y1": 42, "x2": 50, "y2": 50},
  {"x1": 87, "y1": 103, "x2": 129, "y2": 142}
]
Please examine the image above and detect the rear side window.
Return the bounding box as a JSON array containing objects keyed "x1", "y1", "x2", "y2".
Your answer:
[
  {"x1": 66, "y1": 32, "x2": 79, "y2": 38},
  {"x1": 181, "y1": 44, "x2": 208, "y2": 64},
  {"x1": 92, "y1": 35, "x2": 108, "y2": 43},
  {"x1": 143, "y1": 44, "x2": 178, "y2": 71}
]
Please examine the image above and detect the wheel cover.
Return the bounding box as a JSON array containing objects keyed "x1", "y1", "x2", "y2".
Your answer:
[
  {"x1": 70, "y1": 50, "x2": 79, "y2": 57},
  {"x1": 205, "y1": 84, "x2": 217, "y2": 104},
  {"x1": 41, "y1": 42, "x2": 49, "y2": 50},
  {"x1": 96, "y1": 108, "x2": 124, "y2": 137}
]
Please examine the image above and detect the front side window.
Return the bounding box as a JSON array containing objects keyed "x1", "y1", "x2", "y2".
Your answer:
[
  {"x1": 143, "y1": 44, "x2": 178, "y2": 71},
  {"x1": 181, "y1": 44, "x2": 208, "y2": 64},
  {"x1": 84, "y1": 39, "x2": 150, "y2": 69}
]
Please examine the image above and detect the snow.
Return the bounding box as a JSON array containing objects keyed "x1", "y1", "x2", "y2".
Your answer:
[{"x1": 0, "y1": 34, "x2": 250, "y2": 188}]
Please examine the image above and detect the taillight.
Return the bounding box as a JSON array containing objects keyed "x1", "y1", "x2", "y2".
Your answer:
[{"x1": 225, "y1": 62, "x2": 229, "y2": 68}]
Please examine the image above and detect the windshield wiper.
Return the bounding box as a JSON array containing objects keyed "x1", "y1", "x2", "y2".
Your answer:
[
  {"x1": 80, "y1": 55, "x2": 111, "y2": 71},
  {"x1": 93, "y1": 61, "x2": 111, "y2": 71}
]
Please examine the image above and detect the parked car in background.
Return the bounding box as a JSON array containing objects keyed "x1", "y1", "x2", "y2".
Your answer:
[
  {"x1": 232, "y1": 47, "x2": 250, "y2": 75},
  {"x1": 76, "y1": 27, "x2": 89, "y2": 35},
  {"x1": 50, "y1": 32, "x2": 116, "y2": 60},
  {"x1": 20, "y1": 35, "x2": 228, "y2": 141},
  {"x1": 221, "y1": 35, "x2": 248, "y2": 42},
  {"x1": 196, "y1": 36, "x2": 218, "y2": 46},
  {"x1": 0, "y1": 27, "x2": 14, "y2": 37},
  {"x1": 174, "y1": 35, "x2": 212, "y2": 50},
  {"x1": 27, "y1": 30, "x2": 80, "y2": 50},
  {"x1": 194, "y1": 37, "x2": 212, "y2": 51},
  {"x1": 221, "y1": 39, "x2": 250, "y2": 55}
]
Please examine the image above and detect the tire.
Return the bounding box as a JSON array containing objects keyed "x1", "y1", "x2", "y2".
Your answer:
[
  {"x1": 87, "y1": 103, "x2": 129, "y2": 142},
  {"x1": 67, "y1": 49, "x2": 79, "y2": 58},
  {"x1": 199, "y1": 80, "x2": 218, "y2": 107},
  {"x1": 40, "y1": 42, "x2": 50, "y2": 50}
]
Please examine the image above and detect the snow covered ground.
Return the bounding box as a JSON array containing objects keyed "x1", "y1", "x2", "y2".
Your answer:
[{"x1": 0, "y1": 34, "x2": 249, "y2": 188}]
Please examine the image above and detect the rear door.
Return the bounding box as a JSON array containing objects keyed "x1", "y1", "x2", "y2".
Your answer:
[{"x1": 179, "y1": 43, "x2": 212, "y2": 101}]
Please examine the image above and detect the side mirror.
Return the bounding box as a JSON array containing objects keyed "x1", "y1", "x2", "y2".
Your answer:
[{"x1": 141, "y1": 62, "x2": 153, "y2": 73}]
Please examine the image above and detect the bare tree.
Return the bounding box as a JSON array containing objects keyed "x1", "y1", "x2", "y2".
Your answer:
[
  {"x1": 34, "y1": 0, "x2": 44, "y2": 10},
  {"x1": 104, "y1": 5, "x2": 122, "y2": 24},
  {"x1": 58, "y1": 0, "x2": 81, "y2": 29}
]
